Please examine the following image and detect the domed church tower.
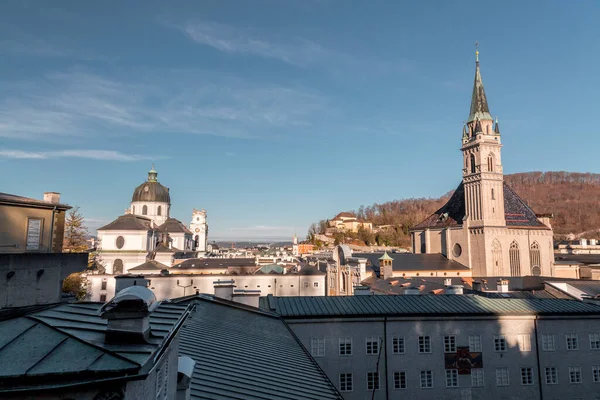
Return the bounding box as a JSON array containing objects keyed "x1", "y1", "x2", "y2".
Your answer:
[{"x1": 130, "y1": 165, "x2": 171, "y2": 226}]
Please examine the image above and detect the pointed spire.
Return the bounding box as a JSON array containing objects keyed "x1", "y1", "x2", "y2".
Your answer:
[
  {"x1": 494, "y1": 117, "x2": 501, "y2": 134},
  {"x1": 462, "y1": 123, "x2": 468, "y2": 139},
  {"x1": 474, "y1": 118, "x2": 483, "y2": 134},
  {"x1": 467, "y1": 43, "x2": 493, "y2": 123}
]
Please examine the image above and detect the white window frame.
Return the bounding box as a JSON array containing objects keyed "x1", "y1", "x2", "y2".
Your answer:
[
  {"x1": 496, "y1": 368, "x2": 510, "y2": 386},
  {"x1": 392, "y1": 336, "x2": 405, "y2": 354},
  {"x1": 339, "y1": 373, "x2": 353, "y2": 392},
  {"x1": 590, "y1": 333, "x2": 600, "y2": 350},
  {"x1": 468, "y1": 335, "x2": 482, "y2": 352},
  {"x1": 545, "y1": 367, "x2": 558, "y2": 385},
  {"x1": 593, "y1": 366, "x2": 600, "y2": 383},
  {"x1": 367, "y1": 372, "x2": 380, "y2": 391},
  {"x1": 518, "y1": 335, "x2": 531, "y2": 352},
  {"x1": 419, "y1": 336, "x2": 431, "y2": 353},
  {"x1": 365, "y1": 337, "x2": 380, "y2": 355},
  {"x1": 393, "y1": 371, "x2": 407, "y2": 390},
  {"x1": 569, "y1": 366, "x2": 582, "y2": 384},
  {"x1": 520, "y1": 367, "x2": 533, "y2": 385},
  {"x1": 446, "y1": 369, "x2": 459, "y2": 387},
  {"x1": 471, "y1": 368, "x2": 484, "y2": 387},
  {"x1": 339, "y1": 337, "x2": 352, "y2": 356},
  {"x1": 444, "y1": 335, "x2": 457, "y2": 353},
  {"x1": 420, "y1": 370, "x2": 433, "y2": 389},
  {"x1": 494, "y1": 335, "x2": 507, "y2": 352},
  {"x1": 542, "y1": 334, "x2": 555, "y2": 351},
  {"x1": 311, "y1": 338, "x2": 325, "y2": 357},
  {"x1": 566, "y1": 334, "x2": 579, "y2": 351}
]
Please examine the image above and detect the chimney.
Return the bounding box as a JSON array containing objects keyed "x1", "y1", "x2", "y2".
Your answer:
[
  {"x1": 404, "y1": 286, "x2": 420, "y2": 295},
  {"x1": 445, "y1": 285, "x2": 464, "y2": 295},
  {"x1": 177, "y1": 356, "x2": 196, "y2": 400},
  {"x1": 213, "y1": 279, "x2": 235, "y2": 301},
  {"x1": 43, "y1": 192, "x2": 61, "y2": 204},
  {"x1": 99, "y1": 286, "x2": 158, "y2": 344},
  {"x1": 581, "y1": 238, "x2": 588, "y2": 247},
  {"x1": 591, "y1": 239, "x2": 597, "y2": 246},
  {"x1": 353, "y1": 286, "x2": 372, "y2": 296},
  {"x1": 497, "y1": 279, "x2": 509, "y2": 293},
  {"x1": 232, "y1": 289, "x2": 261, "y2": 308},
  {"x1": 444, "y1": 278, "x2": 452, "y2": 286},
  {"x1": 472, "y1": 281, "x2": 483, "y2": 292},
  {"x1": 115, "y1": 275, "x2": 149, "y2": 294}
]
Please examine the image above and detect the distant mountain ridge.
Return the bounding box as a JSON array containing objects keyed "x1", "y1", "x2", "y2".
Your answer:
[{"x1": 312, "y1": 172, "x2": 600, "y2": 247}]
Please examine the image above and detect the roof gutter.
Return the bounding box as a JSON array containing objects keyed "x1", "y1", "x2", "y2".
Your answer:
[{"x1": 49, "y1": 206, "x2": 56, "y2": 253}]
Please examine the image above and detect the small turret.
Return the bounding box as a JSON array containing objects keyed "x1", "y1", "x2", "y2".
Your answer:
[
  {"x1": 462, "y1": 124, "x2": 468, "y2": 141},
  {"x1": 474, "y1": 119, "x2": 483, "y2": 134},
  {"x1": 494, "y1": 117, "x2": 501, "y2": 135}
]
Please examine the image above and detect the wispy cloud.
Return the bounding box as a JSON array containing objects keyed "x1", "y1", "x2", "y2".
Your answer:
[
  {"x1": 0, "y1": 69, "x2": 333, "y2": 141},
  {"x1": 0, "y1": 149, "x2": 159, "y2": 161},
  {"x1": 180, "y1": 21, "x2": 412, "y2": 74}
]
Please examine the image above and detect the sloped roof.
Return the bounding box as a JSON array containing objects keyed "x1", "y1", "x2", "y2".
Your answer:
[
  {"x1": 98, "y1": 214, "x2": 154, "y2": 231},
  {"x1": 173, "y1": 258, "x2": 256, "y2": 269},
  {"x1": 467, "y1": 59, "x2": 493, "y2": 123},
  {"x1": 0, "y1": 302, "x2": 190, "y2": 391},
  {"x1": 128, "y1": 260, "x2": 169, "y2": 271},
  {"x1": 0, "y1": 192, "x2": 71, "y2": 210},
  {"x1": 178, "y1": 297, "x2": 342, "y2": 400},
  {"x1": 263, "y1": 295, "x2": 600, "y2": 318},
  {"x1": 332, "y1": 212, "x2": 356, "y2": 220},
  {"x1": 413, "y1": 182, "x2": 550, "y2": 230},
  {"x1": 158, "y1": 218, "x2": 192, "y2": 234},
  {"x1": 354, "y1": 252, "x2": 469, "y2": 276}
]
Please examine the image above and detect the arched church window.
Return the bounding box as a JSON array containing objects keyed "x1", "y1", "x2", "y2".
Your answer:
[
  {"x1": 492, "y1": 239, "x2": 503, "y2": 275},
  {"x1": 491, "y1": 188, "x2": 495, "y2": 200},
  {"x1": 470, "y1": 154, "x2": 476, "y2": 174},
  {"x1": 509, "y1": 241, "x2": 521, "y2": 276},
  {"x1": 157, "y1": 205, "x2": 162, "y2": 216},
  {"x1": 530, "y1": 241, "x2": 541, "y2": 276},
  {"x1": 142, "y1": 205, "x2": 148, "y2": 215},
  {"x1": 116, "y1": 236, "x2": 125, "y2": 249},
  {"x1": 113, "y1": 259, "x2": 124, "y2": 275}
]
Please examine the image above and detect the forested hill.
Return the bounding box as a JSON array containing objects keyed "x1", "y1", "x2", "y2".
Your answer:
[{"x1": 311, "y1": 172, "x2": 600, "y2": 247}]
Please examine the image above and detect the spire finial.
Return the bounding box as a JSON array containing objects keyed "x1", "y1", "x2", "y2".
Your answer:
[{"x1": 475, "y1": 41, "x2": 479, "y2": 63}]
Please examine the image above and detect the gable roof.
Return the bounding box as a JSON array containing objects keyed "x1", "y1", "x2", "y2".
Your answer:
[
  {"x1": 354, "y1": 252, "x2": 469, "y2": 276},
  {"x1": 332, "y1": 212, "x2": 356, "y2": 220},
  {"x1": 128, "y1": 260, "x2": 169, "y2": 271},
  {"x1": 0, "y1": 302, "x2": 190, "y2": 392},
  {"x1": 158, "y1": 218, "x2": 192, "y2": 234},
  {"x1": 98, "y1": 214, "x2": 154, "y2": 231},
  {"x1": 177, "y1": 296, "x2": 342, "y2": 400},
  {"x1": 413, "y1": 181, "x2": 550, "y2": 230}
]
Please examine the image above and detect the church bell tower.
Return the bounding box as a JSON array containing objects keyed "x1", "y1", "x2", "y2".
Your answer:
[{"x1": 461, "y1": 46, "x2": 506, "y2": 227}]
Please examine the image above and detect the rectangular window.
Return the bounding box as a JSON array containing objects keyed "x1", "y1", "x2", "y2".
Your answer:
[
  {"x1": 366, "y1": 337, "x2": 380, "y2": 355},
  {"x1": 542, "y1": 334, "x2": 555, "y2": 351},
  {"x1": 545, "y1": 367, "x2": 558, "y2": 384},
  {"x1": 468, "y1": 335, "x2": 482, "y2": 352},
  {"x1": 339, "y1": 373, "x2": 353, "y2": 392},
  {"x1": 311, "y1": 338, "x2": 325, "y2": 357},
  {"x1": 593, "y1": 366, "x2": 600, "y2": 383},
  {"x1": 419, "y1": 336, "x2": 431, "y2": 353},
  {"x1": 518, "y1": 335, "x2": 531, "y2": 352},
  {"x1": 521, "y1": 367, "x2": 533, "y2": 385},
  {"x1": 569, "y1": 366, "x2": 582, "y2": 384},
  {"x1": 394, "y1": 371, "x2": 407, "y2": 389},
  {"x1": 446, "y1": 369, "x2": 459, "y2": 387},
  {"x1": 392, "y1": 336, "x2": 405, "y2": 354},
  {"x1": 471, "y1": 368, "x2": 484, "y2": 387},
  {"x1": 566, "y1": 334, "x2": 579, "y2": 351},
  {"x1": 496, "y1": 368, "x2": 510, "y2": 386},
  {"x1": 420, "y1": 370, "x2": 433, "y2": 388},
  {"x1": 100, "y1": 294, "x2": 107, "y2": 302},
  {"x1": 303, "y1": 281, "x2": 309, "y2": 288},
  {"x1": 101, "y1": 281, "x2": 107, "y2": 290},
  {"x1": 339, "y1": 337, "x2": 352, "y2": 356},
  {"x1": 313, "y1": 282, "x2": 319, "y2": 288},
  {"x1": 590, "y1": 333, "x2": 600, "y2": 350},
  {"x1": 494, "y1": 335, "x2": 507, "y2": 352},
  {"x1": 445, "y1": 335, "x2": 457, "y2": 353},
  {"x1": 367, "y1": 372, "x2": 380, "y2": 391}
]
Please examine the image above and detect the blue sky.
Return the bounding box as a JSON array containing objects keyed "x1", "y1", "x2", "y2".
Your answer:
[{"x1": 1, "y1": 1, "x2": 598, "y2": 240}]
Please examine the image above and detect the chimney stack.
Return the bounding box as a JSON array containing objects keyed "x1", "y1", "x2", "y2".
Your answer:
[
  {"x1": 472, "y1": 281, "x2": 483, "y2": 292},
  {"x1": 213, "y1": 279, "x2": 235, "y2": 301},
  {"x1": 43, "y1": 192, "x2": 61, "y2": 204},
  {"x1": 444, "y1": 278, "x2": 452, "y2": 286},
  {"x1": 115, "y1": 275, "x2": 149, "y2": 294},
  {"x1": 445, "y1": 285, "x2": 464, "y2": 295},
  {"x1": 497, "y1": 279, "x2": 509, "y2": 293},
  {"x1": 353, "y1": 286, "x2": 372, "y2": 296},
  {"x1": 232, "y1": 289, "x2": 261, "y2": 307},
  {"x1": 99, "y1": 286, "x2": 158, "y2": 344}
]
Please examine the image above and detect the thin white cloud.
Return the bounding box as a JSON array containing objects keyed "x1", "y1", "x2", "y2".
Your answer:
[{"x1": 0, "y1": 149, "x2": 159, "y2": 162}]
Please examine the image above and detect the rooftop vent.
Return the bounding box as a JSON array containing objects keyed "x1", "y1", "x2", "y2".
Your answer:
[
  {"x1": 497, "y1": 279, "x2": 509, "y2": 293},
  {"x1": 445, "y1": 285, "x2": 464, "y2": 295},
  {"x1": 99, "y1": 286, "x2": 158, "y2": 344},
  {"x1": 404, "y1": 286, "x2": 420, "y2": 295}
]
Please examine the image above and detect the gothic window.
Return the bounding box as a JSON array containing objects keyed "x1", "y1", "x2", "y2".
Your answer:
[
  {"x1": 157, "y1": 205, "x2": 162, "y2": 216},
  {"x1": 509, "y1": 241, "x2": 521, "y2": 276},
  {"x1": 113, "y1": 259, "x2": 124, "y2": 275},
  {"x1": 142, "y1": 205, "x2": 148, "y2": 215},
  {"x1": 116, "y1": 236, "x2": 125, "y2": 249},
  {"x1": 530, "y1": 241, "x2": 541, "y2": 276},
  {"x1": 470, "y1": 154, "x2": 476, "y2": 174},
  {"x1": 487, "y1": 153, "x2": 495, "y2": 172},
  {"x1": 492, "y1": 239, "x2": 503, "y2": 275}
]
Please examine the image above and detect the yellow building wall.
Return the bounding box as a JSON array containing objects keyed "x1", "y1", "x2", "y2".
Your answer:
[{"x1": 0, "y1": 204, "x2": 63, "y2": 253}]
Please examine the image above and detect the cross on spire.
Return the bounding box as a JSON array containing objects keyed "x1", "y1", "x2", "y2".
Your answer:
[{"x1": 475, "y1": 41, "x2": 479, "y2": 62}]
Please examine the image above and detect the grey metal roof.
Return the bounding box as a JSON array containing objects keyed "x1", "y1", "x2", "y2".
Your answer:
[
  {"x1": 0, "y1": 302, "x2": 190, "y2": 391},
  {"x1": 262, "y1": 295, "x2": 600, "y2": 318},
  {"x1": 562, "y1": 281, "x2": 600, "y2": 297},
  {"x1": 0, "y1": 192, "x2": 71, "y2": 210},
  {"x1": 97, "y1": 214, "x2": 154, "y2": 231},
  {"x1": 555, "y1": 254, "x2": 600, "y2": 265},
  {"x1": 178, "y1": 297, "x2": 342, "y2": 400},
  {"x1": 354, "y1": 252, "x2": 469, "y2": 276},
  {"x1": 173, "y1": 258, "x2": 256, "y2": 270}
]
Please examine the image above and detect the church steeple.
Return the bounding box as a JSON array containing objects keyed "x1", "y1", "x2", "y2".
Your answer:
[{"x1": 467, "y1": 44, "x2": 493, "y2": 124}]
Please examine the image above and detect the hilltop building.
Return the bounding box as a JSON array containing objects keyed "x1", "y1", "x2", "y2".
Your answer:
[
  {"x1": 96, "y1": 166, "x2": 209, "y2": 274},
  {"x1": 328, "y1": 212, "x2": 373, "y2": 233},
  {"x1": 411, "y1": 50, "x2": 554, "y2": 277}
]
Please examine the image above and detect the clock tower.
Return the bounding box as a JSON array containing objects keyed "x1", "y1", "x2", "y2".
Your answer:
[{"x1": 189, "y1": 209, "x2": 208, "y2": 253}]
